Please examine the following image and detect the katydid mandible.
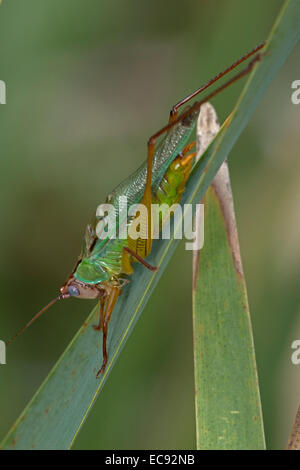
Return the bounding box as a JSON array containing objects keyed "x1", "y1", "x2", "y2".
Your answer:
[{"x1": 7, "y1": 42, "x2": 265, "y2": 377}]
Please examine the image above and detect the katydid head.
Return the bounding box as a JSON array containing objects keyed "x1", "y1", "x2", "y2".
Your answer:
[{"x1": 60, "y1": 276, "x2": 106, "y2": 300}]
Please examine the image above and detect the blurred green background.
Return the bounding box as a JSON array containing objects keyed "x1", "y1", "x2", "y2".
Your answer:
[{"x1": 0, "y1": 0, "x2": 299, "y2": 450}]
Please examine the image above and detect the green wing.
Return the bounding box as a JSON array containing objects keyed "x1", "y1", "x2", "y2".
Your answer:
[{"x1": 82, "y1": 107, "x2": 199, "y2": 259}]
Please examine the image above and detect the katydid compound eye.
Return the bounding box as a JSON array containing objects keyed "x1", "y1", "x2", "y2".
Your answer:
[{"x1": 68, "y1": 285, "x2": 80, "y2": 297}]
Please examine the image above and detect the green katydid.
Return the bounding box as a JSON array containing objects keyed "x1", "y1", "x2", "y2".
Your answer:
[{"x1": 7, "y1": 42, "x2": 265, "y2": 377}]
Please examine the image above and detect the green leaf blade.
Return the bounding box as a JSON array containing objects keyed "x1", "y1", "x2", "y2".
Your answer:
[{"x1": 193, "y1": 163, "x2": 265, "y2": 450}]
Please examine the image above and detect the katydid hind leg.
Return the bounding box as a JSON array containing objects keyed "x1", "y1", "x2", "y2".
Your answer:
[
  {"x1": 128, "y1": 139, "x2": 155, "y2": 260},
  {"x1": 149, "y1": 50, "x2": 264, "y2": 146},
  {"x1": 169, "y1": 41, "x2": 265, "y2": 121},
  {"x1": 131, "y1": 44, "x2": 265, "y2": 262}
]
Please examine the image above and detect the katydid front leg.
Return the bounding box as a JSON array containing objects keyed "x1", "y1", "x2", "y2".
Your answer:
[
  {"x1": 97, "y1": 284, "x2": 121, "y2": 377},
  {"x1": 93, "y1": 296, "x2": 106, "y2": 331}
]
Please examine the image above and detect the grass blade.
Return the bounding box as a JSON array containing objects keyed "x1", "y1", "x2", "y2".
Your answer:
[
  {"x1": 193, "y1": 162, "x2": 265, "y2": 449},
  {"x1": 1, "y1": 0, "x2": 299, "y2": 450}
]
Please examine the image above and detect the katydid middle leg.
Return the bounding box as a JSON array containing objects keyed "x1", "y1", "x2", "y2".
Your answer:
[{"x1": 123, "y1": 246, "x2": 158, "y2": 272}]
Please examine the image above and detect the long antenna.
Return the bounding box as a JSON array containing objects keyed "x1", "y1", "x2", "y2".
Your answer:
[{"x1": 6, "y1": 295, "x2": 64, "y2": 346}]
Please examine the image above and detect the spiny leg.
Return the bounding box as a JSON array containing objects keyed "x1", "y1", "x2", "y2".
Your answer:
[
  {"x1": 97, "y1": 284, "x2": 121, "y2": 377},
  {"x1": 138, "y1": 139, "x2": 155, "y2": 256},
  {"x1": 127, "y1": 139, "x2": 155, "y2": 261},
  {"x1": 140, "y1": 50, "x2": 264, "y2": 207},
  {"x1": 141, "y1": 50, "x2": 264, "y2": 209},
  {"x1": 130, "y1": 48, "x2": 264, "y2": 277},
  {"x1": 149, "y1": 52, "x2": 263, "y2": 147}
]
